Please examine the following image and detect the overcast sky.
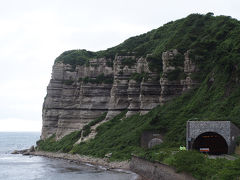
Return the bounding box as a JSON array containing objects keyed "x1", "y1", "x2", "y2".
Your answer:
[{"x1": 0, "y1": 0, "x2": 239, "y2": 132}]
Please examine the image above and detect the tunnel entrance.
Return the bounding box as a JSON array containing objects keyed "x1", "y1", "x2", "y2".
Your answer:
[{"x1": 192, "y1": 132, "x2": 228, "y2": 155}]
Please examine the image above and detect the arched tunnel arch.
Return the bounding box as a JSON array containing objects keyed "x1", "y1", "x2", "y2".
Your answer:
[{"x1": 192, "y1": 132, "x2": 228, "y2": 155}]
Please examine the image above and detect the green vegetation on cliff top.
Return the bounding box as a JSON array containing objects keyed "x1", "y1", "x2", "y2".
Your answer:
[
  {"x1": 55, "y1": 12, "x2": 240, "y2": 74},
  {"x1": 39, "y1": 13, "x2": 240, "y2": 179}
]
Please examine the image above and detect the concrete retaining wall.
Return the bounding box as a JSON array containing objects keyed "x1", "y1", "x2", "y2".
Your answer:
[{"x1": 130, "y1": 156, "x2": 195, "y2": 180}]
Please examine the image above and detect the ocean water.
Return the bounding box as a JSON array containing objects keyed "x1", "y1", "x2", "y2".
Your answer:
[{"x1": 0, "y1": 132, "x2": 137, "y2": 180}]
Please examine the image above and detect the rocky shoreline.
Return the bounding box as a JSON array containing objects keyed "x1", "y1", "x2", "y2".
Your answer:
[
  {"x1": 31, "y1": 151, "x2": 130, "y2": 169},
  {"x1": 12, "y1": 149, "x2": 142, "y2": 180}
]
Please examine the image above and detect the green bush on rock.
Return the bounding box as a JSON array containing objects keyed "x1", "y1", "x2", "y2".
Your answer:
[
  {"x1": 37, "y1": 131, "x2": 81, "y2": 153},
  {"x1": 82, "y1": 112, "x2": 107, "y2": 137},
  {"x1": 82, "y1": 74, "x2": 113, "y2": 84},
  {"x1": 170, "y1": 151, "x2": 240, "y2": 180}
]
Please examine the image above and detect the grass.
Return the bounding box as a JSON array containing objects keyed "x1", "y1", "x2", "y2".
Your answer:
[
  {"x1": 37, "y1": 131, "x2": 81, "y2": 153},
  {"x1": 70, "y1": 110, "x2": 144, "y2": 160},
  {"x1": 82, "y1": 112, "x2": 107, "y2": 137},
  {"x1": 170, "y1": 150, "x2": 240, "y2": 180}
]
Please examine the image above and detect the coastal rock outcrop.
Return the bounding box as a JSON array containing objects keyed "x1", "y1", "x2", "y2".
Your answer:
[{"x1": 41, "y1": 50, "x2": 198, "y2": 139}]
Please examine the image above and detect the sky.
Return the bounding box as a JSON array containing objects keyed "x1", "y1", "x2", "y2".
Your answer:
[{"x1": 0, "y1": 0, "x2": 240, "y2": 132}]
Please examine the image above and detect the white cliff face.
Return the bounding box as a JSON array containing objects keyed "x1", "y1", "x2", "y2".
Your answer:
[
  {"x1": 140, "y1": 72, "x2": 161, "y2": 115},
  {"x1": 105, "y1": 56, "x2": 132, "y2": 120},
  {"x1": 41, "y1": 50, "x2": 198, "y2": 140},
  {"x1": 42, "y1": 58, "x2": 113, "y2": 139}
]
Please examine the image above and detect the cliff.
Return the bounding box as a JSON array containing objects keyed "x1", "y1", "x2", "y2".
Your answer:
[
  {"x1": 41, "y1": 49, "x2": 197, "y2": 139},
  {"x1": 39, "y1": 12, "x2": 240, "y2": 143}
]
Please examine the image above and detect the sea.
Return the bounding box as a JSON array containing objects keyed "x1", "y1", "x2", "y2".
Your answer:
[{"x1": 0, "y1": 132, "x2": 137, "y2": 180}]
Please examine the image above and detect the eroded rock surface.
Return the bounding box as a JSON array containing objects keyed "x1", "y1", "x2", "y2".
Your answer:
[{"x1": 41, "y1": 50, "x2": 198, "y2": 139}]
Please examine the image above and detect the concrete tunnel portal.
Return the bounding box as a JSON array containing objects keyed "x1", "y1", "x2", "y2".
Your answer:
[{"x1": 186, "y1": 121, "x2": 240, "y2": 155}]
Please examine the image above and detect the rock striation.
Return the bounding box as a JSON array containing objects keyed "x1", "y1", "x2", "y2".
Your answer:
[{"x1": 41, "y1": 50, "x2": 198, "y2": 139}]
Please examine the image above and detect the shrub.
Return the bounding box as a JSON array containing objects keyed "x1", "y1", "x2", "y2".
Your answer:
[
  {"x1": 88, "y1": 112, "x2": 107, "y2": 127},
  {"x1": 166, "y1": 68, "x2": 185, "y2": 81},
  {"x1": 121, "y1": 58, "x2": 136, "y2": 67},
  {"x1": 55, "y1": 49, "x2": 96, "y2": 68},
  {"x1": 37, "y1": 131, "x2": 82, "y2": 153},
  {"x1": 170, "y1": 53, "x2": 185, "y2": 67},
  {"x1": 82, "y1": 74, "x2": 113, "y2": 84},
  {"x1": 217, "y1": 158, "x2": 240, "y2": 180},
  {"x1": 171, "y1": 151, "x2": 205, "y2": 173},
  {"x1": 82, "y1": 125, "x2": 91, "y2": 137},
  {"x1": 130, "y1": 72, "x2": 148, "y2": 83},
  {"x1": 82, "y1": 112, "x2": 107, "y2": 137},
  {"x1": 146, "y1": 54, "x2": 163, "y2": 72}
]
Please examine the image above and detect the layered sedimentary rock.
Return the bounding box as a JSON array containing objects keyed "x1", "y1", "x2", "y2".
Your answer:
[
  {"x1": 159, "y1": 49, "x2": 199, "y2": 104},
  {"x1": 42, "y1": 58, "x2": 113, "y2": 139},
  {"x1": 160, "y1": 49, "x2": 184, "y2": 104},
  {"x1": 182, "y1": 50, "x2": 199, "y2": 91},
  {"x1": 41, "y1": 50, "x2": 198, "y2": 139},
  {"x1": 106, "y1": 56, "x2": 134, "y2": 120},
  {"x1": 140, "y1": 72, "x2": 161, "y2": 114}
]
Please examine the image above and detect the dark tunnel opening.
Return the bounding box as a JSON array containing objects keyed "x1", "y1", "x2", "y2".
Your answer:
[{"x1": 192, "y1": 132, "x2": 228, "y2": 155}]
